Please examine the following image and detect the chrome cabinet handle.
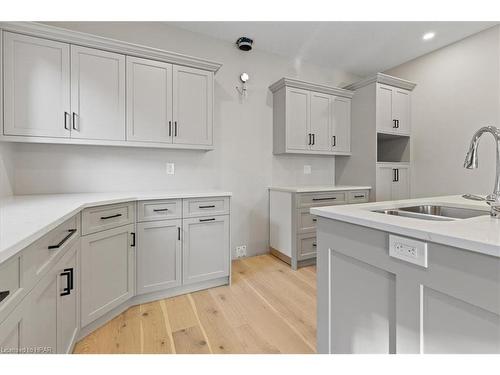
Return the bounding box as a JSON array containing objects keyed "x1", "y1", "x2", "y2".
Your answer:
[
  {"x1": 64, "y1": 112, "x2": 71, "y2": 130},
  {"x1": 100, "y1": 213, "x2": 122, "y2": 220},
  {"x1": 0, "y1": 290, "x2": 10, "y2": 303},
  {"x1": 48, "y1": 229, "x2": 77, "y2": 250},
  {"x1": 72, "y1": 112, "x2": 79, "y2": 131}
]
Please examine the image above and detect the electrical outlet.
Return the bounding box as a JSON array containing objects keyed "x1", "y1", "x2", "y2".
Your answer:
[
  {"x1": 235, "y1": 245, "x2": 247, "y2": 258},
  {"x1": 389, "y1": 234, "x2": 428, "y2": 268},
  {"x1": 303, "y1": 165, "x2": 312, "y2": 175},
  {"x1": 166, "y1": 163, "x2": 175, "y2": 175}
]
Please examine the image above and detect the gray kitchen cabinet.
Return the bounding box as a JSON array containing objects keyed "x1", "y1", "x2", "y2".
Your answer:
[
  {"x1": 182, "y1": 215, "x2": 230, "y2": 285},
  {"x1": 80, "y1": 223, "x2": 135, "y2": 327},
  {"x1": 70, "y1": 45, "x2": 126, "y2": 141},
  {"x1": 376, "y1": 163, "x2": 410, "y2": 201},
  {"x1": 376, "y1": 83, "x2": 411, "y2": 135},
  {"x1": 137, "y1": 219, "x2": 182, "y2": 294},
  {"x1": 3, "y1": 32, "x2": 71, "y2": 138},
  {"x1": 269, "y1": 186, "x2": 370, "y2": 269},
  {"x1": 270, "y1": 77, "x2": 353, "y2": 156},
  {"x1": 126, "y1": 56, "x2": 173, "y2": 143},
  {"x1": 172, "y1": 65, "x2": 213, "y2": 146}
]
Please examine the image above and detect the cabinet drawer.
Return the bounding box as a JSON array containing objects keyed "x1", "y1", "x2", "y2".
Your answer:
[
  {"x1": 138, "y1": 199, "x2": 182, "y2": 222},
  {"x1": 348, "y1": 190, "x2": 369, "y2": 203},
  {"x1": 296, "y1": 192, "x2": 346, "y2": 208},
  {"x1": 81, "y1": 202, "x2": 135, "y2": 235},
  {"x1": 297, "y1": 208, "x2": 317, "y2": 234},
  {"x1": 297, "y1": 234, "x2": 317, "y2": 261},
  {"x1": 183, "y1": 197, "x2": 230, "y2": 218}
]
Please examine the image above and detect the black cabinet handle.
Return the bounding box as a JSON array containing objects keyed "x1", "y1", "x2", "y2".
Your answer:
[
  {"x1": 0, "y1": 291, "x2": 10, "y2": 303},
  {"x1": 153, "y1": 208, "x2": 169, "y2": 212},
  {"x1": 72, "y1": 112, "x2": 79, "y2": 131},
  {"x1": 354, "y1": 194, "x2": 365, "y2": 198},
  {"x1": 312, "y1": 197, "x2": 337, "y2": 201},
  {"x1": 100, "y1": 213, "x2": 122, "y2": 220},
  {"x1": 174, "y1": 121, "x2": 178, "y2": 137},
  {"x1": 48, "y1": 229, "x2": 77, "y2": 250},
  {"x1": 178, "y1": 227, "x2": 181, "y2": 241},
  {"x1": 312, "y1": 243, "x2": 317, "y2": 247},
  {"x1": 308, "y1": 133, "x2": 311, "y2": 145},
  {"x1": 131, "y1": 232, "x2": 136, "y2": 247},
  {"x1": 199, "y1": 218, "x2": 216, "y2": 222},
  {"x1": 396, "y1": 168, "x2": 399, "y2": 182},
  {"x1": 199, "y1": 205, "x2": 215, "y2": 209},
  {"x1": 393, "y1": 169, "x2": 400, "y2": 182},
  {"x1": 311, "y1": 133, "x2": 315, "y2": 145},
  {"x1": 64, "y1": 112, "x2": 70, "y2": 130},
  {"x1": 332, "y1": 135, "x2": 336, "y2": 147},
  {"x1": 393, "y1": 169, "x2": 397, "y2": 182},
  {"x1": 312, "y1": 218, "x2": 317, "y2": 222},
  {"x1": 60, "y1": 268, "x2": 73, "y2": 297},
  {"x1": 168, "y1": 121, "x2": 172, "y2": 137}
]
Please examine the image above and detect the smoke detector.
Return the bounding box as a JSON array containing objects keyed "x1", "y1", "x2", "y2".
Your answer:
[{"x1": 236, "y1": 37, "x2": 253, "y2": 51}]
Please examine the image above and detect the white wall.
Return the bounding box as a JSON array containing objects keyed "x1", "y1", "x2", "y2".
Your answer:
[
  {"x1": 0, "y1": 143, "x2": 14, "y2": 197},
  {"x1": 10, "y1": 22, "x2": 360, "y2": 257},
  {"x1": 385, "y1": 26, "x2": 500, "y2": 198}
]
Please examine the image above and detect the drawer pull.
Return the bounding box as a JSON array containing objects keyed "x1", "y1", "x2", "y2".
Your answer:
[
  {"x1": 60, "y1": 268, "x2": 74, "y2": 297},
  {"x1": 354, "y1": 194, "x2": 365, "y2": 198},
  {"x1": 312, "y1": 218, "x2": 317, "y2": 222},
  {"x1": 312, "y1": 243, "x2": 317, "y2": 247},
  {"x1": 153, "y1": 208, "x2": 169, "y2": 212},
  {"x1": 199, "y1": 205, "x2": 216, "y2": 209},
  {"x1": 100, "y1": 213, "x2": 122, "y2": 220},
  {"x1": 48, "y1": 229, "x2": 77, "y2": 250},
  {"x1": 199, "y1": 218, "x2": 216, "y2": 222},
  {"x1": 312, "y1": 197, "x2": 337, "y2": 201},
  {"x1": 0, "y1": 290, "x2": 10, "y2": 303},
  {"x1": 131, "y1": 232, "x2": 136, "y2": 247}
]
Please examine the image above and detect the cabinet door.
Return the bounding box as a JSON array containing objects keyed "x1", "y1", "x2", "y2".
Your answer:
[
  {"x1": 56, "y1": 241, "x2": 79, "y2": 354},
  {"x1": 126, "y1": 57, "x2": 173, "y2": 143},
  {"x1": 297, "y1": 234, "x2": 317, "y2": 261},
  {"x1": 70, "y1": 45, "x2": 125, "y2": 141},
  {"x1": 392, "y1": 88, "x2": 411, "y2": 134},
  {"x1": 137, "y1": 219, "x2": 182, "y2": 294},
  {"x1": 286, "y1": 87, "x2": 310, "y2": 151},
  {"x1": 376, "y1": 165, "x2": 395, "y2": 202},
  {"x1": 81, "y1": 224, "x2": 134, "y2": 327},
  {"x1": 376, "y1": 84, "x2": 394, "y2": 133},
  {"x1": 183, "y1": 216, "x2": 230, "y2": 285},
  {"x1": 3, "y1": 32, "x2": 70, "y2": 138},
  {"x1": 392, "y1": 166, "x2": 410, "y2": 200},
  {"x1": 0, "y1": 301, "x2": 24, "y2": 354},
  {"x1": 309, "y1": 92, "x2": 331, "y2": 151},
  {"x1": 172, "y1": 65, "x2": 213, "y2": 145},
  {"x1": 331, "y1": 96, "x2": 351, "y2": 153}
]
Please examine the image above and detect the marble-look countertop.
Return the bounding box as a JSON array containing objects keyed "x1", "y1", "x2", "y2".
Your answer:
[
  {"x1": 0, "y1": 191, "x2": 232, "y2": 264},
  {"x1": 268, "y1": 185, "x2": 372, "y2": 193},
  {"x1": 311, "y1": 195, "x2": 500, "y2": 258}
]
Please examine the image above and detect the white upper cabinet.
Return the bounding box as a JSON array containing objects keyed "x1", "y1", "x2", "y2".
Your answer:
[
  {"x1": 126, "y1": 56, "x2": 173, "y2": 143},
  {"x1": 286, "y1": 87, "x2": 310, "y2": 151},
  {"x1": 270, "y1": 78, "x2": 353, "y2": 156},
  {"x1": 331, "y1": 96, "x2": 351, "y2": 153},
  {"x1": 376, "y1": 83, "x2": 411, "y2": 135},
  {"x1": 1, "y1": 24, "x2": 221, "y2": 150},
  {"x1": 172, "y1": 65, "x2": 213, "y2": 146},
  {"x1": 70, "y1": 46, "x2": 126, "y2": 141},
  {"x1": 3, "y1": 32, "x2": 71, "y2": 138}
]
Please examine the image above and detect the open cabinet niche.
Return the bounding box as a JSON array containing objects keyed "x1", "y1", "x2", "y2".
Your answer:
[{"x1": 377, "y1": 133, "x2": 410, "y2": 163}]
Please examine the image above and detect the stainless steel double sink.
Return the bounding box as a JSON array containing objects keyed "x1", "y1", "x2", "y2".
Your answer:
[{"x1": 373, "y1": 205, "x2": 488, "y2": 221}]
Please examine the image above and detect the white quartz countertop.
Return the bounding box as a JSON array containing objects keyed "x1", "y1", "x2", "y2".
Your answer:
[
  {"x1": 268, "y1": 185, "x2": 372, "y2": 193},
  {"x1": 311, "y1": 195, "x2": 500, "y2": 258},
  {"x1": 0, "y1": 190, "x2": 232, "y2": 264}
]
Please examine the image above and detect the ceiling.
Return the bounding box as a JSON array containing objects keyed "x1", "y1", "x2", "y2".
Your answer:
[{"x1": 168, "y1": 21, "x2": 497, "y2": 76}]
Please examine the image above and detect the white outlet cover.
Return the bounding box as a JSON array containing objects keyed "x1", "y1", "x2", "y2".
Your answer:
[
  {"x1": 389, "y1": 234, "x2": 428, "y2": 268},
  {"x1": 303, "y1": 165, "x2": 312, "y2": 175},
  {"x1": 166, "y1": 163, "x2": 175, "y2": 175}
]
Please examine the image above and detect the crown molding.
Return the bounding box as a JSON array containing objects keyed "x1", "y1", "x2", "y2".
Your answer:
[
  {"x1": 344, "y1": 73, "x2": 416, "y2": 91},
  {"x1": 0, "y1": 22, "x2": 223, "y2": 73},
  {"x1": 269, "y1": 77, "x2": 354, "y2": 98}
]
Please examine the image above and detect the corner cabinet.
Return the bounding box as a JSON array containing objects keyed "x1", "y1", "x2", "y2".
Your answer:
[
  {"x1": 0, "y1": 23, "x2": 220, "y2": 150},
  {"x1": 270, "y1": 77, "x2": 353, "y2": 156}
]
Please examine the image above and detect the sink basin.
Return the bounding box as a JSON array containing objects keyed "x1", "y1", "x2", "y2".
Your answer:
[{"x1": 373, "y1": 205, "x2": 488, "y2": 221}]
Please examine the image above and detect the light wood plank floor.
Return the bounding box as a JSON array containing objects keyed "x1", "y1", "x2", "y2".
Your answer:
[{"x1": 73, "y1": 254, "x2": 317, "y2": 354}]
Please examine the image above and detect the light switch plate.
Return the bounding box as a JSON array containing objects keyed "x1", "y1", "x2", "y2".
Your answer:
[
  {"x1": 166, "y1": 163, "x2": 175, "y2": 175},
  {"x1": 303, "y1": 165, "x2": 312, "y2": 175},
  {"x1": 389, "y1": 234, "x2": 428, "y2": 268}
]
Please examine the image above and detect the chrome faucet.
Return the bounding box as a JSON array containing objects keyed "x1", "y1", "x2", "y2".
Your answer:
[{"x1": 463, "y1": 126, "x2": 500, "y2": 217}]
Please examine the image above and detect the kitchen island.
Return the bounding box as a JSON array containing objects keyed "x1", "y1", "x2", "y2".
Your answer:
[{"x1": 312, "y1": 195, "x2": 500, "y2": 354}]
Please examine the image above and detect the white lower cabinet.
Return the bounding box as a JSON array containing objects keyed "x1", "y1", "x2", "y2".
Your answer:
[
  {"x1": 376, "y1": 163, "x2": 410, "y2": 201},
  {"x1": 80, "y1": 224, "x2": 135, "y2": 327},
  {"x1": 182, "y1": 215, "x2": 230, "y2": 285},
  {"x1": 137, "y1": 219, "x2": 182, "y2": 294}
]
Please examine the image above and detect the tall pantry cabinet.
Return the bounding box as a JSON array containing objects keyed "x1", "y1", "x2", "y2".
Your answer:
[{"x1": 335, "y1": 73, "x2": 416, "y2": 201}]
